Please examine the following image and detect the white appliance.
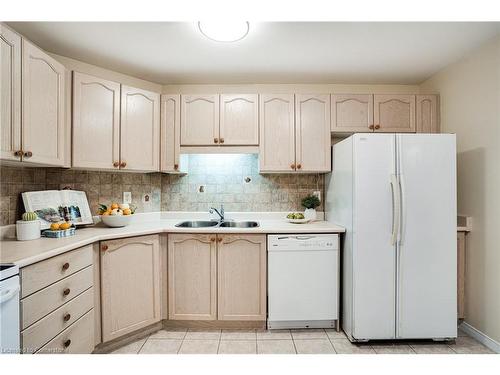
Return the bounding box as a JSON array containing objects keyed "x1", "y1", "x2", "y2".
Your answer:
[
  {"x1": 267, "y1": 234, "x2": 339, "y2": 329},
  {"x1": 326, "y1": 133, "x2": 457, "y2": 341},
  {"x1": 0, "y1": 264, "x2": 20, "y2": 354}
]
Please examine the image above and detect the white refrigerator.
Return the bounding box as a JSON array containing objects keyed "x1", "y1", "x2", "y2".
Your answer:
[{"x1": 326, "y1": 133, "x2": 457, "y2": 341}]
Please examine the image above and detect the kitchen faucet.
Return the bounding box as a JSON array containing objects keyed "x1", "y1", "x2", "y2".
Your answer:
[{"x1": 209, "y1": 205, "x2": 225, "y2": 222}]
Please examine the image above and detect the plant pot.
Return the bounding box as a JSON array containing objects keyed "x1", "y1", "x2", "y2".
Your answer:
[
  {"x1": 303, "y1": 208, "x2": 317, "y2": 222},
  {"x1": 16, "y1": 220, "x2": 41, "y2": 241}
]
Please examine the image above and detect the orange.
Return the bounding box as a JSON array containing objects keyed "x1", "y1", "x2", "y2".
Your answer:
[
  {"x1": 60, "y1": 222, "x2": 71, "y2": 230},
  {"x1": 50, "y1": 223, "x2": 60, "y2": 231},
  {"x1": 123, "y1": 208, "x2": 132, "y2": 215},
  {"x1": 111, "y1": 203, "x2": 119, "y2": 210},
  {"x1": 102, "y1": 211, "x2": 110, "y2": 216}
]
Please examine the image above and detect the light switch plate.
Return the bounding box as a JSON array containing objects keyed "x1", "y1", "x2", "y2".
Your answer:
[{"x1": 123, "y1": 192, "x2": 132, "y2": 204}]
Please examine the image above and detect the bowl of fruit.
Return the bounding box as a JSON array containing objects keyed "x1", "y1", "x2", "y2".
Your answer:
[
  {"x1": 286, "y1": 212, "x2": 310, "y2": 224},
  {"x1": 98, "y1": 203, "x2": 135, "y2": 228}
]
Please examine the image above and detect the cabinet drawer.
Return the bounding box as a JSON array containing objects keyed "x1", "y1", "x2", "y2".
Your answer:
[
  {"x1": 36, "y1": 309, "x2": 94, "y2": 354},
  {"x1": 22, "y1": 287, "x2": 94, "y2": 353},
  {"x1": 21, "y1": 266, "x2": 93, "y2": 329},
  {"x1": 21, "y1": 245, "x2": 93, "y2": 298}
]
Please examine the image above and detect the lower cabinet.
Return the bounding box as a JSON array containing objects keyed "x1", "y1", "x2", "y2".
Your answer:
[
  {"x1": 168, "y1": 233, "x2": 266, "y2": 321},
  {"x1": 100, "y1": 235, "x2": 161, "y2": 342}
]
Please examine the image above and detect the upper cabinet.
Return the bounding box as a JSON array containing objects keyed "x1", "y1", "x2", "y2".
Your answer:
[
  {"x1": 181, "y1": 94, "x2": 219, "y2": 146},
  {"x1": 331, "y1": 94, "x2": 373, "y2": 133},
  {"x1": 295, "y1": 94, "x2": 331, "y2": 172},
  {"x1": 22, "y1": 40, "x2": 66, "y2": 166},
  {"x1": 160, "y1": 94, "x2": 181, "y2": 173},
  {"x1": 120, "y1": 86, "x2": 160, "y2": 171},
  {"x1": 220, "y1": 94, "x2": 259, "y2": 145},
  {"x1": 259, "y1": 94, "x2": 295, "y2": 172},
  {"x1": 0, "y1": 24, "x2": 22, "y2": 161},
  {"x1": 373, "y1": 94, "x2": 415, "y2": 133},
  {"x1": 416, "y1": 94, "x2": 439, "y2": 133},
  {"x1": 72, "y1": 72, "x2": 120, "y2": 170}
]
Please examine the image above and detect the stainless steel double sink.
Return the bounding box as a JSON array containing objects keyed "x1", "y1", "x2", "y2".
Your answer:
[{"x1": 175, "y1": 220, "x2": 259, "y2": 228}]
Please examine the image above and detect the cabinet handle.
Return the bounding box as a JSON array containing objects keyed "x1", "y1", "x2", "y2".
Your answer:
[
  {"x1": 374, "y1": 125, "x2": 380, "y2": 130},
  {"x1": 174, "y1": 164, "x2": 179, "y2": 170},
  {"x1": 368, "y1": 125, "x2": 374, "y2": 130},
  {"x1": 113, "y1": 162, "x2": 119, "y2": 168},
  {"x1": 217, "y1": 237, "x2": 223, "y2": 242},
  {"x1": 210, "y1": 237, "x2": 216, "y2": 242},
  {"x1": 219, "y1": 138, "x2": 224, "y2": 144},
  {"x1": 24, "y1": 151, "x2": 33, "y2": 158},
  {"x1": 63, "y1": 339, "x2": 71, "y2": 348},
  {"x1": 297, "y1": 164, "x2": 302, "y2": 170},
  {"x1": 102, "y1": 245, "x2": 108, "y2": 251},
  {"x1": 62, "y1": 262, "x2": 70, "y2": 271},
  {"x1": 63, "y1": 313, "x2": 71, "y2": 322},
  {"x1": 14, "y1": 150, "x2": 23, "y2": 157},
  {"x1": 214, "y1": 138, "x2": 219, "y2": 144},
  {"x1": 290, "y1": 163, "x2": 296, "y2": 170},
  {"x1": 120, "y1": 161, "x2": 127, "y2": 168},
  {"x1": 63, "y1": 288, "x2": 71, "y2": 296}
]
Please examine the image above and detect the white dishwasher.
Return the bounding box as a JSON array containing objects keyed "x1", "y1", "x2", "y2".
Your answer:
[{"x1": 267, "y1": 234, "x2": 339, "y2": 330}]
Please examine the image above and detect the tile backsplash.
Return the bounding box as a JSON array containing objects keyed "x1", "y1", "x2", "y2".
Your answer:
[{"x1": 0, "y1": 154, "x2": 324, "y2": 226}]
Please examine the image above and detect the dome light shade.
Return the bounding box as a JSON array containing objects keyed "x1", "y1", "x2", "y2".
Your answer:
[{"x1": 198, "y1": 21, "x2": 250, "y2": 42}]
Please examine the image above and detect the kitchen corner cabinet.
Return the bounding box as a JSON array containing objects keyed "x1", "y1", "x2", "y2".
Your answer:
[
  {"x1": 120, "y1": 86, "x2": 160, "y2": 171},
  {"x1": 160, "y1": 94, "x2": 181, "y2": 172},
  {"x1": 0, "y1": 24, "x2": 22, "y2": 161},
  {"x1": 218, "y1": 234, "x2": 266, "y2": 321},
  {"x1": 416, "y1": 94, "x2": 439, "y2": 133},
  {"x1": 168, "y1": 234, "x2": 217, "y2": 320},
  {"x1": 220, "y1": 94, "x2": 259, "y2": 145},
  {"x1": 373, "y1": 94, "x2": 415, "y2": 133},
  {"x1": 22, "y1": 40, "x2": 66, "y2": 166},
  {"x1": 331, "y1": 94, "x2": 373, "y2": 133},
  {"x1": 181, "y1": 94, "x2": 219, "y2": 146},
  {"x1": 72, "y1": 72, "x2": 121, "y2": 169},
  {"x1": 100, "y1": 235, "x2": 161, "y2": 342}
]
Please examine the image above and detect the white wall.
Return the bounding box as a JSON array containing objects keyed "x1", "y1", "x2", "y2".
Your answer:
[{"x1": 421, "y1": 35, "x2": 500, "y2": 343}]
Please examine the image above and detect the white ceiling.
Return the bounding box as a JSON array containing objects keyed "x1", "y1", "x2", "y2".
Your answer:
[{"x1": 8, "y1": 22, "x2": 500, "y2": 85}]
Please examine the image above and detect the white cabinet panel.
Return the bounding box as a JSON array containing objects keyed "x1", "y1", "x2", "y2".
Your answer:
[
  {"x1": 416, "y1": 95, "x2": 439, "y2": 133},
  {"x1": 331, "y1": 94, "x2": 373, "y2": 133},
  {"x1": 374, "y1": 94, "x2": 415, "y2": 133},
  {"x1": 181, "y1": 94, "x2": 219, "y2": 146},
  {"x1": 220, "y1": 94, "x2": 258, "y2": 145},
  {"x1": 160, "y1": 94, "x2": 181, "y2": 172}
]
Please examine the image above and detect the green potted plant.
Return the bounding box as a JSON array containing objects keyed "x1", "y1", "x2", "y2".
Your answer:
[{"x1": 301, "y1": 194, "x2": 321, "y2": 221}]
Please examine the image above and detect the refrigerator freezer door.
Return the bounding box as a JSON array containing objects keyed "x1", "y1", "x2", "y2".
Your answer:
[
  {"x1": 352, "y1": 134, "x2": 397, "y2": 340},
  {"x1": 396, "y1": 134, "x2": 457, "y2": 339}
]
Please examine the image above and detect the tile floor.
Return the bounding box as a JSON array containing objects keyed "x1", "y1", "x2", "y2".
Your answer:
[{"x1": 109, "y1": 327, "x2": 496, "y2": 354}]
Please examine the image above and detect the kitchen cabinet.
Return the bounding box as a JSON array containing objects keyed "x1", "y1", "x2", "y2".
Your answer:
[
  {"x1": 218, "y1": 234, "x2": 266, "y2": 321},
  {"x1": 331, "y1": 94, "x2": 373, "y2": 133},
  {"x1": 120, "y1": 86, "x2": 160, "y2": 171},
  {"x1": 373, "y1": 94, "x2": 415, "y2": 133},
  {"x1": 295, "y1": 94, "x2": 331, "y2": 172},
  {"x1": 0, "y1": 24, "x2": 22, "y2": 161},
  {"x1": 416, "y1": 94, "x2": 439, "y2": 133},
  {"x1": 160, "y1": 94, "x2": 182, "y2": 173},
  {"x1": 72, "y1": 72, "x2": 121, "y2": 170},
  {"x1": 180, "y1": 94, "x2": 219, "y2": 146},
  {"x1": 100, "y1": 235, "x2": 161, "y2": 342},
  {"x1": 457, "y1": 231, "x2": 466, "y2": 320},
  {"x1": 168, "y1": 234, "x2": 217, "y2": 320},
  {"x1": 22, "y1": 40, "x2": 66, "y2": 166},
  {"x1": 259, "y1": 94, "x2": 295, "y2": 172},
  {"x1": 220, "y1": 94, "x2": 259, "y2": 145}
]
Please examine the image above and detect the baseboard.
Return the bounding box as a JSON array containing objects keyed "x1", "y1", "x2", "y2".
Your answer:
[{"x1": 459, "y1": 321, "x2": 500, "y2": 354}]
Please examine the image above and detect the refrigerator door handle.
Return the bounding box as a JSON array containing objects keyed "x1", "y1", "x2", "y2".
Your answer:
[{"x1": 390, "y1": 174, "x2": 401, "y2": 246}]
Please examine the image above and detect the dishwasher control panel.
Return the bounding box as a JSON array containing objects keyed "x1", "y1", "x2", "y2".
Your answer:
[{"x1": 268, "y1": 234, "x2": 339, "y2": 251}]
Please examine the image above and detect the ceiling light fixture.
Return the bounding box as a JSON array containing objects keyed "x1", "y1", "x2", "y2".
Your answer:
[{"x1": 198, "y1": 21, "x2": 250, "y2": 43}]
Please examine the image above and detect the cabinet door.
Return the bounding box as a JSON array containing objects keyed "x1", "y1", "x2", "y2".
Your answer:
[
  {"x1": 120, "y1": 86, "x2": 160, "y2": 171},
  {"x1": 160, "y1": 94, "x2": 181, "y2": 172},
  {"x1": 22, "y1": 40, "x2": 65, "y2": 166},
  {"x1": 295, "y1": 94, "x2": 331, "y2": 172},
  {"x1": 168, "y1": 234, "x2": 217, "y2": 320},
  {"x1": 374, "y1": 94, "x2": 415, "y2": 133},
  {"x1": 218, "y1": 234, "x2": 266, "y2": 321},
  {"x1": 416, "y1": 95, "x2": 439, "y2": 133},
  {"x1": 0, "y1": 25, "x2": 22, "y2": 161},
  {"x1": 100, "y1": 235, "x2": 161, "y2": 342},
  {"x1": 331, "y1": 94, "x2": 373, "y2": 133},
  {"x1": 259, "y1": 94, "x2": 295, "y2": 172},
  {"x1": 181, "y1": 94, "x2": 219, "y2": 146},
  {"x1": 220, "y1": 94, "x2": 259, "y2": 145},
  {"x1": 72, "y1": 72, "x2": 120, "y2": 169}
]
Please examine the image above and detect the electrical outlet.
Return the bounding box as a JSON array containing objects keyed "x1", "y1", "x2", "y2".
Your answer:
[
  {"x1": 123, "y1": 192, "x2": 132, "y2": 204},
  {"x1": 313, "y1": 190, "x2": 321, "y2": 202},
  {"x1": 142, "y1": 193, "x2": 152, "y2": 212}
]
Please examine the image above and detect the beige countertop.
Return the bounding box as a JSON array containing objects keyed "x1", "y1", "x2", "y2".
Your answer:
[{"x1": 0, "y1": 212, "x2": 345, "y2": 267}]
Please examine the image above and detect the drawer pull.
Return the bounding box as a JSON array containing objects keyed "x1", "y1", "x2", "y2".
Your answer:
[
  {"x1": 62, "y1": 262, "x2": 70, "y2": 271},
  {"x1": 63, "y1": 313, "x2": 71, "y2": 322},
  {"x1": 63, "y1": 339, "x2": 71, "y2": 348},
  {"x1": 63, "y1": 288, "x2": 71, "y2": 296},
  {"x1": 102, "y1": 245, "x2": 108, "y2": 251}
]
